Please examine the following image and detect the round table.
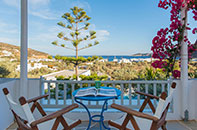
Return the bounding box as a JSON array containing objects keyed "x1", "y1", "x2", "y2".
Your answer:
[{"x1": 73, "y1": 87, "x2": 121, "y2": 130}]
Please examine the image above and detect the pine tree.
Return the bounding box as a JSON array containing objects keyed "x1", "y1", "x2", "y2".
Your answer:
[{"x1": 52, "y1": 6, "x2": 99, "y2": 80}]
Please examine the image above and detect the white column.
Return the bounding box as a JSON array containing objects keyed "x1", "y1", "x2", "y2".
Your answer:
[
  {"x1": 180, "y1": 1, "x2": 189, "y2": 120},
  {"x1": 20, "y1": 0, "x2": 28, "y2": 98}
]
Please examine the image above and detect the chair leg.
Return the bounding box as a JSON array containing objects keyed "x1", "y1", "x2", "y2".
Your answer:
[
  {"x1": 58, "y1": 116, "x2": 70, "y2": 130},
  {"x1": 108, "y1": 120, "x2": 131, "y2": 130},
  {"x1": 150, "y1": 122, "x2": 158, "y2": 130},
  {"x1": 121, "y1": 114, "x2": 131, "y2": 130},
  {"x1": 52, "y1": 117, "x2": 61, "y2": 130},
  {"x1": 30, "y1": 103, "x2": 36, "y2": 113},
  {"x1": 30, "y1": 101, "x2": 47, "y2": 116},
  {"x1": 129, "y1": 114, "x2": 140, "y2": 130},
  {"x1": 161, "y1": 121, "x2": 167, "y2": 130},
  {"x1": 35, "y1": 102, "x2": 47, "y2": 116},
  {"x1": 148, "y1": 100, "x2": 156, "y2": 114},
  {"x1": 139, "y1": 98, "x2": 149, "y2": 112},
  {"x1": 69, "y1": 119, "x2": 81, "y2": 130}
]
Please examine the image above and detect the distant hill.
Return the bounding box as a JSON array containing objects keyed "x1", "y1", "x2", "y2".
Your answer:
[
  {"x1": 131, "y1": 51, "x2": 197, "y2": 58},
  {"x1": 0, "y1": 42, "x2": 49, "y2": 59},
  {"x1": 131, "y1": 53, "x2": 152, "y2": 57}
]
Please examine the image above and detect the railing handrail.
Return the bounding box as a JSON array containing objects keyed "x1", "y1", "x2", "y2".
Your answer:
[
  {"x1": 40, "y1": 78, "x2": 172, "y2": 112},
  {"x1": 41, "y1": 80, "x2": 169, "y2": 84}
]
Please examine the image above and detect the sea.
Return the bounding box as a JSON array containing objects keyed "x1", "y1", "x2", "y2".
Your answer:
[{"x1": 62, "y1": 55, "x2": 151, "y2": 62}]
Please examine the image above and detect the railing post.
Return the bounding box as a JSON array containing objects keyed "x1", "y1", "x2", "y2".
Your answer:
[{"x1": 40, "y1": 76, "x2": 44, "y2": 104}]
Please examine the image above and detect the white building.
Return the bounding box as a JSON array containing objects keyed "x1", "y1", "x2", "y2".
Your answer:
[
  {"x1": 99, "y1": 59, "x2": 108, "y2": 62},
  {"x1": 28, "y1": 58, "x2": 54, "y2": 62},
  {"x1": 43, "y1": 69, "x2": 91, "y2": 80},
  {"x1": 119, "y1": 58, "x2": 131, "y2": 63},
  {"x1": 16, "y1": 63, "x2": 48, "y2": 72},
  {"x1": 42, "y1": 69, "x2": 91, "y2": 89},
  {"x1": 2, "y1": 50, "x2": 12, "y2": 57}
]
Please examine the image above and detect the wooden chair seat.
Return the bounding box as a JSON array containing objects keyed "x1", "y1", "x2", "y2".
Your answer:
[
  {"x1": 108, "y1": 82, "x2": 176, "y2": 130},
  {"x1": 109, "y1": 113, "x2": 154, "y2": 130},
  {"x1": 3, "y1": 88, "x2": 81, "y2": 130}
]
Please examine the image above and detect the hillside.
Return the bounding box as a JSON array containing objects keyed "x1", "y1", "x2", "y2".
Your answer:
[
  {"x1": 0, "y1": 42, "x2": 49, "y2": 59},
  {"x1": 132, "y1": 53, "x2": 152, "y2": 57}
]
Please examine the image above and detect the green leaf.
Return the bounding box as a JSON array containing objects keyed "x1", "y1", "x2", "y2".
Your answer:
[
  {"x1": 57, "y1": 22, "x2": 66, "y2": 27},
  {"x1": 65, "y1": 13, "x2": 70, "y2": 17},
  {"x1": 90, "y1": 35, "x2": 96, "y2": 39},
  {"x1": 70, "y1": 32, "x2": 74, "y2": 37},
  {"x1": 63, "y1": 37, "x2": 69, "y2": 41},
  {"x1": 52, "y1": 41, "x2": 58, "y2": 45},
  {"x1": 94, "y1": 41, "x2": 99, "y2": 45},
  {"x1": 57, "y1": 32, "x2": 64, "y2": 38},
  {"x1": 67, "y1": 25, "x2": 72, "y2": 29},
  {"x1": 86, "y1": 23, "x2": 90, "y2": 27},
  {"x1": 61, "y1": 44, "x2": 65, "y2": 47},
  {"x1": 88, "y1": 43, "x2": 93, "y2": 47},
  {"x1": 86, "y1": 16, "x2": 91, "y2": 21},
  {"x1": 75, "y1": 31, "x2": 80, "y2": 36},
  {"x1": 80, "y1": 11, "x2": 86, "y2": 17},
  {"x1": 90, "y1": 31, "x2": 96, "y2": 36}
]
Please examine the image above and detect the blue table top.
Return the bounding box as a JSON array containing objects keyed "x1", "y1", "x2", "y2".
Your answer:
[{"x1": 73, "y1": 87, "x2": 121, "y2": 101}]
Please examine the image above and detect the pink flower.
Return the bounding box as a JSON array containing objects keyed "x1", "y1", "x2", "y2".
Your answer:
[
  {"x1": 152, "y1": 0, "x2": 196, "y2": 77},
  {"x1": 192, "y1": 28, "x2": 197, "y2": 34},
  {"x1": 172, "y1": 70, "x2": 181, "y2": 79}
]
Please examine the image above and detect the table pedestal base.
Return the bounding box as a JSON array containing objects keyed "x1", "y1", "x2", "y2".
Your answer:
[{"x1": 75, "y1": 99, "x2": 111, "y2": 130}]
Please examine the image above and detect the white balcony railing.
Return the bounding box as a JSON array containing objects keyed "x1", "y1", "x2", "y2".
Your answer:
[
  {"x1": 1, "y1": 78, "x2": 197, "y2": 130},
  {"x1": 40, "y1": 78, "x2": 172, "y2": 110}
]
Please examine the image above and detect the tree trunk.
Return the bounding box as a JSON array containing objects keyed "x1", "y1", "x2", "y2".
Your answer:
[{"x1": 76, "y1": 47, "x2": 78, "y2": 80}]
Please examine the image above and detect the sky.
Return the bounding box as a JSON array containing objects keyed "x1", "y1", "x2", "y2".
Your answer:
[{"x1": 0, "y1": 0, "x2": 196, "y2": 56}]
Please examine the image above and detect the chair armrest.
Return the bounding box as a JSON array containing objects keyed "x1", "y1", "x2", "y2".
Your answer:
[
  {"x1": 135, "y1": 91, "x2": 159, "y2": 100},
  {"x1": 27, "y1": 94, "x2": 49, "y2": 103},
  {"x1": 111, "y1": 103, "x2": 159, "y2": 122},
  {"x1": 30, "y1": 103, "x2": 79, "y2": 127}
]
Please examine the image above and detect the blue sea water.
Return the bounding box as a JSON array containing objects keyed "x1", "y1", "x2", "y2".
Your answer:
[
  {"x1": 58, "y1": 55, "x2": 151, "y2": 62},
  {"x1": 97, "y1": 56, "x2": 150, "y2": 62}
]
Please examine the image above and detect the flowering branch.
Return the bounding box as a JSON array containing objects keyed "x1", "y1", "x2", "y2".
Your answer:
[{"x1": 151, "y1": 0, "x2": 196, "y2": 78}]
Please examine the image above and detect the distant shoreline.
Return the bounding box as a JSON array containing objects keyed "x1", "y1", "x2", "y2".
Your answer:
[{"x1": 53, "y1": 55, "x2": 152, "y2": 62}]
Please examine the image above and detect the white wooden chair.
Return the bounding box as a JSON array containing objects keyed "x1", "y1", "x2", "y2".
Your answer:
[
  {"x1": 3, "y1": 88, "x2": 81, "y2": 130},
  {"x1": 108, "y1": 82, "x2": 176, "y2": 130}
]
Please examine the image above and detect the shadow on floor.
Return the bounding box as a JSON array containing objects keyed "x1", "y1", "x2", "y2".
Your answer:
[{"x1": 7, "y1": 120, "x2": 197, "y2": 130}]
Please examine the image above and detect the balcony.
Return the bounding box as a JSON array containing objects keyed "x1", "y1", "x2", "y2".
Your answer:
[{"x1": 1, "y1": 78, "x2": 197, "y2": 129}]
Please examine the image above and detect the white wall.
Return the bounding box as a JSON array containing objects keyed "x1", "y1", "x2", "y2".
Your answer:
[
  {"x1": 0, "y1": 78, "x2": 41, "y2": 129},
  {"x1": 0, "y1": 80, "x2": 17, "y2": 130},
  {"x1": 167, "y1": 79, "x2": 197, "y2": 120},
  {"x1": 1, "y1": 78, "x2": 197, "y2": 129},
  {"x1": 188, "y1": 79, "x2": 197, "y2": 120}
]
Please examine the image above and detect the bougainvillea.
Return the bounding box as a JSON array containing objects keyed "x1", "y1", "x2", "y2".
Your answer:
[{"x1": 151, "y1": 0, "x2": 197, "y2": 78}]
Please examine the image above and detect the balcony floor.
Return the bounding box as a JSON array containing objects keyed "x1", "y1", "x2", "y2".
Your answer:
[{"x1": 7, "y1": 120, "x2": 197, "y2": 130}]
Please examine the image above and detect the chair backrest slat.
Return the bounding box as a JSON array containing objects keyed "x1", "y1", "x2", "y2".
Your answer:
[
  {"x1": 5, "y1": 93, "x2": 28, "y2": 120},
  {"x1": 3, "y1": 88, "x2": 35, "y2": 125},
  {"x1": 154, "y1": 82, "x2": 176, "y2": 119},
  {"x1": 20, "y1": 97, "x2": 36, "y2": 124}
]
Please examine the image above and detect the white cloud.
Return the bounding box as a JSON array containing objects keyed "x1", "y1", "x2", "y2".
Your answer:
[
  {"x1": 2, "y1": 0, "x2": 19, "y2": 8},
  {"x1": 96, "y1": 30, "x2": 110, "y2": 41},
  {"x1": 79, "y1": 24, "x2": 110, "y2": 42},
  {"x1": 3, "y1": 0, "x2": 50, "y2": 9},
  {"x1": 30, "y1": 10, "x2": 58, "y2": 20},
  {"x1": 71, "y1": 0, "x2": 91, "y2": 12},
  {"x1": 29, "y1": 0, "x2": 50, "y2": 7},
  {"x1": 0, "y1": 37, "x2": 19, "y2": 45},
  {"x1": 0, "y1": 20, "x2": 19, "y2": 34},
  {"x1": 2, "y1": 0, "x2": 58, "y2": 20}
]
